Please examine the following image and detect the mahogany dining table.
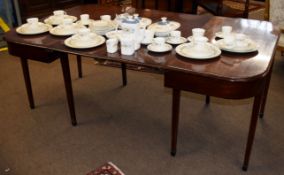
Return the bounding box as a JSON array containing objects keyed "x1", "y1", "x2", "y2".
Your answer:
[{"x1": 4, "y1": 4, "x2": 279, "y2": 171}]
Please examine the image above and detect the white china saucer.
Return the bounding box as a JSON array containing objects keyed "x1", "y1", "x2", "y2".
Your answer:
[
  {"x1": 141, "y1": 39, "x2": 153, "y2": 45},
  {"x1": 44, "y1": 15, "x2": 77, "y2": 25},
  {"x1": 166, "y1": 36, "x2": 187, "y2": 45},
  {"x1": 76, "y1": 19, "x2": 95, "y2": 26},
  {"x1": 105, "y1": 30, "x2": 124, "y2": 39},
  {"x1": 64, "y1": 34, "x2": 105, "y2": 49},
  {"x1": 16, "y1": 23, "x2": 52, "y2": 35},
  {"x1": 49, "y1": 24, "x2": 86, "y2": 36},
  {"x1": 147, "y1": 43, "x2": 173, "y2": 53},
  {"x1": 215, "y1": 32, "x2": 237, "y2": 38},
  {"x1": 215, "y1": 39, "x2": 258, "y2": 53},
  {"x1": 175, "y1": 43, "x2": 221, "y2": 59}
]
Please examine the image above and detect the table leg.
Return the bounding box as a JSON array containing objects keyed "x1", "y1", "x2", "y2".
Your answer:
[
  {"x1": 121, "y1": 63, "x2": 127, "y2": 86},
  {"x1": 206, "y1": 95, "x2": 210, "y2": 105},
  {"x1": 192, "y1": 0, "x2": 198, "y2": 14},
  {"x1": 258, "y1": 69, "x2": 272, "y2": 119},
  {"x1": 60, "y1": 53, "x2": 77, "y2": 126},
  {"x1": 20, "y1": 58, "x2": 35, "y2": 109},
  {"x1": 76, "y1": 55, "x2": 82, "y2": 78},
  {"x1": 171, "y1": 88, "x2": 181, "y2": 156},
  {"x1": 242, "y1": 94, "x2": 261, "y2": 171}
]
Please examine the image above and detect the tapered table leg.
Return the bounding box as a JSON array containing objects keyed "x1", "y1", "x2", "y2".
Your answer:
[
  {"x1": 60, "y1": 53, "x2": 77, "y2": 126},
  {"x1": 76, "y1": 55, "x2": 82, "y2": 78},
  {"x1": 242, "y1": 94, "x2": 261, "y2": 171},
  {"x1": 171, "y1": 89, "x2": 181, "y2": 156},
  {"x1": 121, "y1": 63, "x2": 127, "y2": 86},
  {"x1": 258, "y1": 68, "x2": 273, "y2": 119},
  {"x1": 20, "y1": 58, "x2": 35, "y2": 109},
  {"x1": 206, "y1": 95, "x2": 210, "y2": 105}
]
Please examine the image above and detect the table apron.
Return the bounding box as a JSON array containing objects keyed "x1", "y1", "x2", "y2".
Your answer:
[
  {"x1": 164, "y1": 70, "x2": 266, "y2": 99},
  {"x1": 6, "y1": 42, "x2": 58, "y2": 63}
]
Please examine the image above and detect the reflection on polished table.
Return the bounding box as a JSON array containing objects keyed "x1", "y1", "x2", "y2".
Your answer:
[{"x1": 4, "y1": 4, "x2": 279, "y2": 171}]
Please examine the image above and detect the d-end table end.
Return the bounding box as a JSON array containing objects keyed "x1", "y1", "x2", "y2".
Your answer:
[
  {"x1": 171, "y1": 150, "x2": 176, "y2": 157},
  {"x1": 242, "y1": 165, "x2": 248, "y2": 171}
]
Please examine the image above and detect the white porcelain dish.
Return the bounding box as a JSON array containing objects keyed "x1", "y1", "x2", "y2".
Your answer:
[
  {"x1": 64, "y1": 34, "x2": 105, "y2": 49},
  {"x1": 215, "y1": 32, "x2": 237, "y2": 38},
  {"x1": 147, "y1": 43, "x2": 173, "y2": 53},
  {"x1": 175, "y1": 43, "x2": 221, "y2": 59},
  {"x1": 16, "y1": 23, "x2": 52, "y2": 35},
  {"x1": 76, "y1": 19, "x2": 95, "y2": 26},
  {"x1": 166, "y1": 36, "x2": 187, "y2": 45},
  {"x1": 44, "y1": 15, "x2": 77, "y2": 25},
  {"x1": 215, "y1": 39, "x2": 258, "y2": 53}
]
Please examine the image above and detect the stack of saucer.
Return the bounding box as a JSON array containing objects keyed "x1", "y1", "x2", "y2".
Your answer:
[
  {"x1": 49, "y1": 19, "x2": 86, "y2": 36},
  {"x1": 44, "y1": 10, "x2": 77, "y2": 26},
  {"x1": 64, "y1": 28, "x2": 105, "y2": 49},
  {"x1": 147, "y1": 37, "x2": 173, "y2": 53},
  {"x1": 89, "y1": 20, "x2": 116, "y2": 35},
  {"x1": 16, "y1": 17, "x2": 52, "y2": 35}
]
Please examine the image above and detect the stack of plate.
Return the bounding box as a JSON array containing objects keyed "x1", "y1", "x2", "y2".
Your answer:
[
  {"x1": 16, "y1": 22, "x2": 52, "y2": 35},
  {"x1": 49, "y1": 23, "x2": 86, "y2": 36},
  {"x1": 64, "y1": 33, "x2": 105, "y2": 49},
  {"x1": 44, "y1": 15, "x2": 77, "y2": 26},
  {"x1": 89, "y1": 20, "x2": 116, "y2": 35}
]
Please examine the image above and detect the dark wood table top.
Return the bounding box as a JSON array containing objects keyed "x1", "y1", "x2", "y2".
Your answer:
[{"x1": 4, "y1": 4, "x2": 280, "y2": 82}]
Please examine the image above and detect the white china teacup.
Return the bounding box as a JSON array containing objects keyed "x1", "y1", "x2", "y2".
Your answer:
[
  {"x1": 62, "y1": 18, "x2": 73, "y2": 26},
  {"x1": 26, "y1": 17, "x2": 39, "y2": 30},
  {"x1": 143, "y1": 29, "x2": 155, "y2": 43},
  {"x1": 154, "y1": 37, "x2": 166, "y2": 46},
  {"x1": 224, "y1": 35, "x2": 235, "y2": 47},
  {"x1": 192, "y1": 28, "x2": 205, "y2": 38},
  {"x1": 120, "y1": 34, "x2": 135, "y2": 55},
  {"x1": 235, "y1": 33, "x2": 248, "y2": 47},
  {"x1": 222, "y1": 26, "x2": 233, "y2": 36},
  {"x1": 53, "y1": 10, "x2": 65, "y2": 16},
  {"x1": 170, "y1": 30, "x2": 181, "y2": 42},
  {"x1": 80, "y1": 14, "x2": 90, "y2": 24},
  {"x1": 100, "y1": 15, "x2": 111, "y2": 21},
  {"x1": 77, "y1": 28, "x2": 91, "y2": 41},
  {"x1": 106, "y1": 38, "x2": 119, "y2": 53},
  {"x1": 193, "y1": 36, "x2": 208, "y2": 51}
]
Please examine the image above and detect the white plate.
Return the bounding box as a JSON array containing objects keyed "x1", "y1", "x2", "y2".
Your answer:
[
  {"x1": 215, "y1": 39, "x2": 258, "y2": 53},
  {"x1": 175, "y1": 43, "x2": 221, "y2": 59},
  {"x1": 166, "y1": 36, "x2": 187, "y2": 45},
  {"x1": 147, "y1": 43, "x2": 173, "y2": 53},
  {"x1": 64, "y1": 34, "x2": 105, "y2": 49},
  {"x1": 141, "y1": 39, "x2": 153, "y2": 45},
  {"x1": 16, "y1": 23, "x2": 52, "y2": 35},
  {"x1": 76, "y1": 19, "x2": 95, "y2": 26},
  {"x1": 49, "y1": 24, "x2": 86, "y2": 36},
  {"x1": 215, "y1": 32, "x2": 237, "y2": 38},
  {"x1": 105, "y1": 30, "x2": 124, "y2": 39},
  {"x1": 148, "y1": 21, "x2": 180, "y2": 35},
  {"x1": 44, "y1": 15, "x2": 77, "y2": 25}
]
